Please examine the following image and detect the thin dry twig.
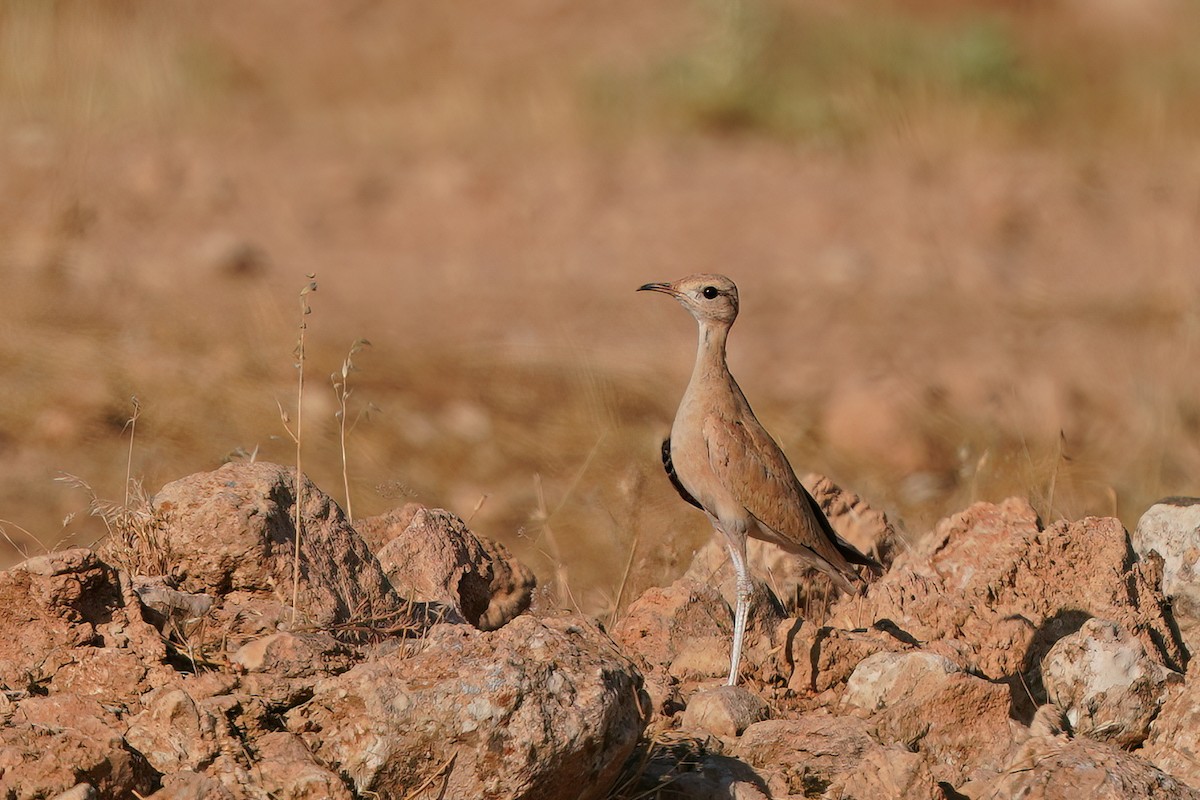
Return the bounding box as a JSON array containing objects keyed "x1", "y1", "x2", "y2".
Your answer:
[
  {"x1": 531, "y1": 473, "x2": 579, "y2": 614},
  {"x1": 123, "y1": 395, "x2": 142, "y2": 508},
  {"x1": 604, "y1": 733, "x2": 707, "y2": 800},
  {"x1": 1045, "y1": 429, "x2": 1069, "y2": 522},
  {"x1": 404, "y1": 752, "x2": 458, "y2": 800},
  {"x1": 279, "y1": 275, "x2": 318, "y2": 624},
  {"x1": 466, "y1": 493, "x2": 489, "y2": 525},
  {"x1": 332, "y1": 337, "x2": 371, "y2": 523},
  {"x1": 609, "y1": 528, "x2": 640, "y2": 630},
  {"x1": 0, "y1": 519, "x2": 44, "y2": 560}
]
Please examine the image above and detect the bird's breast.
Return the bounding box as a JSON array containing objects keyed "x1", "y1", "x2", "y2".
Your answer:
[{"x1": 670, "y1": 395, "x2": 748, "y2": 528}]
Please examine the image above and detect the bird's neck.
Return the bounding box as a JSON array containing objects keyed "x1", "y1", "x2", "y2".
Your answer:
[{"x1": 690, "y1": 321, "x2": 731, "y2": 385}]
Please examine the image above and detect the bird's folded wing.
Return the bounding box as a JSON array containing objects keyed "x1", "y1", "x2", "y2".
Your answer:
[{"x1": 702, "y1": 414, "x2": 851, "y2": 569}]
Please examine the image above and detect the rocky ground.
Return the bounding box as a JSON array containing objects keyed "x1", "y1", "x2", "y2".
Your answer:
[{"x1": 2, "y1": 463, "x2": 1200, "y2": 799}]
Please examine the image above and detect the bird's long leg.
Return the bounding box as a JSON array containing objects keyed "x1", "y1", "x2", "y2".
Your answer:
[{"x1": 723, "y1": 531, "x2": 752, "y2": 687}]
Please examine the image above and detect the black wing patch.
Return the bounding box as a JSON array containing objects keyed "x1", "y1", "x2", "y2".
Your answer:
[{"x1": 662, "y1": 438, "x2": 703, "y2": 510}]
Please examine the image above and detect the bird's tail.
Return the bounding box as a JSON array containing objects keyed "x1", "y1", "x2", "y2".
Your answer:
[
  {"x1": 832, "y1": 531, "x2": 883, "y2": 579},
  {"x1": 802, "y1": 484, "x2": 884, "y2": 591}
]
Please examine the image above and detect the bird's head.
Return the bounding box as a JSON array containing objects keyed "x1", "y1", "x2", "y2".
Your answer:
[{"x1": 637, "y1": 273, "x2": 740, "y2": 326}]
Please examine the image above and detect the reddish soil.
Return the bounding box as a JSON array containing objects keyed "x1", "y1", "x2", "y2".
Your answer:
[{"x1": 2, "y1": 1, "x2": 1200, "y2": 621}]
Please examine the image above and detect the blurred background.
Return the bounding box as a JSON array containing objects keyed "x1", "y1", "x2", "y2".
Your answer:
[{"x1": 2, "y1": 0, "x2": 1200, "y2": 619}]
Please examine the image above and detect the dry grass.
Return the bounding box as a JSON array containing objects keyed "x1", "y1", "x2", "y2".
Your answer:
[
  {"x1": 2, "y1": 1, "x2": 1200, "y2": 621},
  {"x1": 56, "y1": 470, "x2": 173, "y2": 579}
]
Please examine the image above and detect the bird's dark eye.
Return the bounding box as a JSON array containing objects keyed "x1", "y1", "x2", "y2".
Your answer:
[{"x1": 702, "y1": 286, "x2": 719, "y2": 299}]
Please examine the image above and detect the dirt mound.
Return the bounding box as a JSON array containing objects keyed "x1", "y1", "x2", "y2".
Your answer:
[
  {"x1": 3, "y1": 465, "x2": 1200, "y2": 799},
  {"x1": 0, "y1": 463, "x2": 644, "y2": 799}
]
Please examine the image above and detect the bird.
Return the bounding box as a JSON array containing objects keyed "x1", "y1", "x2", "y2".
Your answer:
[{"x1": 639, "y1": 273, "x2": 882, "y2": 686}]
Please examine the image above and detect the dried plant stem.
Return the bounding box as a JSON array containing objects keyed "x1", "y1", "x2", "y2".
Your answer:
[
  {"x1": 123, "y1": 396, "x2": 141, "y2": 508},
  {"x1": 532, "y1": 473, "x2": 577, "y2": 613},
  {"x1": 0, "y1": 519, "x2": 44, "y2": 559},
  {"x1": 404, "y1": 752, "x2": 457, "y2": 800},
  {"x1": 609, "y1": 528, "x2": 639, "y2": 629},
  {"x1": 337, "y1": 396, "x2": 352, "y2": 523},
  {"x1": 1046, "y1": 429, "x2": 1067, "y2": 522},
  {"x1": 279, "y1": 276, "x2": 317, "y2": 624},
  {"x1": 332, "y1": 338, "x2": 370, "y2": 523},
  {"x1": 466, "y1": 493, "x2": 489, "y2": 525},
  {"x1": 292, "y1": 365, "x2": 304, "y2": 622}
]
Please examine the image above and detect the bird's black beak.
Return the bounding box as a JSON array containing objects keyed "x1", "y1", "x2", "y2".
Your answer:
[{"x1": 637, "y1": 282, "x2": 674, "y2": 294}]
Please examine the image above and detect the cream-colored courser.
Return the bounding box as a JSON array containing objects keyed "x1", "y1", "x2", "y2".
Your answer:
[{"x1": 639, "y1": 273, "x2": 882, "y2": 686}]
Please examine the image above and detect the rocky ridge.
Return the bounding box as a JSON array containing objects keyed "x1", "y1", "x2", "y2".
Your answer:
[{"x1": 2, "y1": 462, "x2": 1200, "y2": 799}]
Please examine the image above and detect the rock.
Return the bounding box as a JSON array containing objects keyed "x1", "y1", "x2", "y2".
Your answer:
[
  {"x1": 612, "y1": 576, "x2": 732, "y2": 675},
  {"x1": 230, "y1": 630, "x2": 351, "y2": 675},
  {"x1": 0, "y1": 695, "x2": 156, "y2": 799},
  {"x1": 1, "y1": 549, "x2": 132, "y2": 689},
  {"x1": 477, "y1": 533, "x2": 538, "y2": 630},
  {"x1": 131, "y1": 576, "x2": 214, "y2": 635},
  {"x1": 1133, "y1": 498, "x2": 1200, "y2": 656},
  {"x1": 50, "y1": 785, "x2": 98, "y2": 800},
  {"x1": 204, "y1": 755, "x2": 263, "y2": 800},
  {"x1": 787, "y1": 623, "x2": 914, "y2": 697},
  {"x1": 962, "y1": 733, "x2": 1200, "y2": 800},
  {"x1": 738, "y1": 716, "x2": 873, "y2": 797},
  {"x1": 125, "y1": 675, "x2": 291, "y2": 799},
  {"x1": 736, "y1": 715, "x2": 941, "y2": 800},
  {"x1": 842, "y1": 650, "x2": 1016, "y2": 785},
  {"x1": 668, "y1": 635, "x2": 733, "y2": 681},
  {"x1": 802, "y1": 472, "x2": 903, "y2": 570},
  {"x1": 668, "y1": 774, "x2": 770, "y2": 800},
  {"x1": 231, "y1": 630, "x2": 357, "y2": 708},
  {"x1": 252, "y1": 731, "x2": 353, "y2": 800},
  {"x1": 842, "y1": 650, "x2": 961, "y2": 712},
  {"x1": 14, "y1": 460, "x2": 1200, "y2": 800},
  {"x1": 0, "y1": 550, "x2": 176, "y2": 799},
  {"x1": 825, "y1": 499, "x2": 1184, "y2": 705},
  {"x1": 0, "y1": 548, "x2": 169, "y2": 701},
  {"x1": 140, "y1": 462, "x2": 413, "y2": 640},
  {"x1": 123, "y1": 687, "x2": 226, "y2": 775},
  {"x1": 838, "y1": 746, "x2": 942, "y2": 800},
  {"x1": 355, "y1": 503, "x2": 535, "y2": 630},
  {"x1": 622, "y1": 734, "x2": 769, "y2": 799},
  {"x1": 1029, "y1": 703, "x2": 1071, "y2": 736},
  {"x1": 287, "y1": 615, "x2": 647, "y2": 799},
  {"x1": 1042, "y1": 618, "x2": 1180, "y2": 747},
  {"x1": 50, "y1": 644, "x2": 157, "y2": 708},
  {"x1": 144, "y1": 771, "x2": 237, "y2": 800},
  {"x1": 1143, "y1": 669, "x2": 1200, "y2": 788},
  {"x1": 682, "y1": 685, "x2": 770, "y2": 737}
]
